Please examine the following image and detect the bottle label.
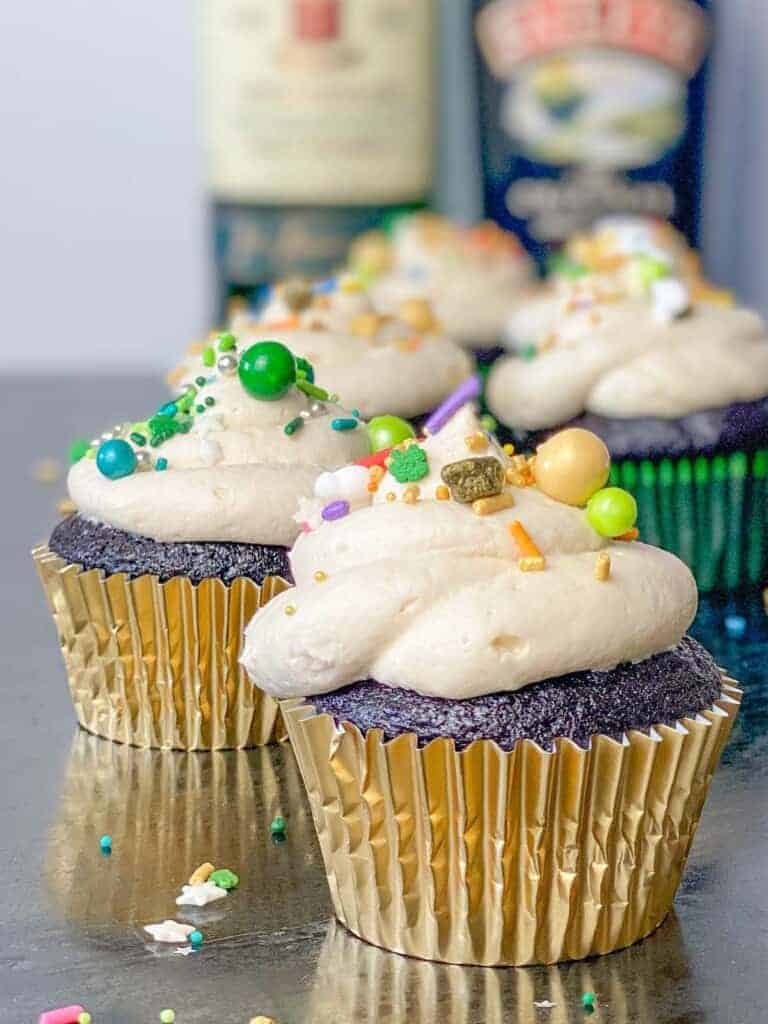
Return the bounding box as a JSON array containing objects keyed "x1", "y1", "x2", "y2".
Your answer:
[
  {"x1": 200, "y1": 0, "x2": 433, "y2": 204},
  {"x1": 474, "y1": 0, "x2": 710, "y2": 256}
]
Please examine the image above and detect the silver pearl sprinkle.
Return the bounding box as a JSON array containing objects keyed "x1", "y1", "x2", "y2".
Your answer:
[
  {"x1": 100, "y1": 430, "x2": 115, "y2": 442},
  {"x1": 134, "y1": 450, "x2": 152, "y2": 470},
  {"x1": 299, "y1": 408, "x2": 312, "y2": 420},
  {"x1": 217, "y1": 353, "x2": 238, "y2": 375},
  {"x1": 309, "y1": 401, "x2": 328, "y2": 418},
  {"x1": 90, "y1": 437, "x2": 102, "y2": 449}
]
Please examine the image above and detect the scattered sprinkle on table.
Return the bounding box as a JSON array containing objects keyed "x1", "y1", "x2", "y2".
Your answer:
[
  {"x1": 209, "y1": 868, "x2": 239, "y2": 890},
  {"x1": 189, "y1": 929, "x2": 204, "y2": 948},
  {"x1": 725, "y1": 614, "x2": 747, "y2": 638},
  {"x1": 99, "y1": 834, "x2": 112, "y2": 853},
  {"x1": 38, "y1": 1005, "x2": 87, "y2": 1024},
  {"x1": 160, "y1": 1010, "x2": 176, "y2": 1023},
  {"x1": 189, "y1": 861, "x2": 214, "y2": 885},
  {"x1": 270, "y1": 815, "x2": 286, "y2": 836},
  {"x1": 77, "y1": 1014, "x2": 91, "y2": 1024},
  {"x1": 582, "y1": 992, "x2": 597, "y2": 1010}
]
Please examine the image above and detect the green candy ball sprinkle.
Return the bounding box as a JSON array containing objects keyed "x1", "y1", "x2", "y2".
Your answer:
[
  {"x1": 367, "y1": 415, "x2": 415, "y2": 453},
  {"x1": 586, "y1": 487, "x2": 638, "y2": 538},
  {"x1": 238, "y1": 341, "x2": 296, "y2": 400},
  {"x1": 209, "y1": 868, "x2": 239, "y2": 890},
  {"x1": 270, "y1": 814, "x2": 286, "y2": 835},
  {"x1": 78, "y1": 1014, "x2": 92, "y2": 1024},
  {"x1": 159, "y1": 1010, "x2": 176, "y2": 1023},
  {"x1": 217, "y1": 332, "x2": 237, "y2": 352},
  {"x1": 69, "y1": 439, "x2": 91, "y2": 464}
]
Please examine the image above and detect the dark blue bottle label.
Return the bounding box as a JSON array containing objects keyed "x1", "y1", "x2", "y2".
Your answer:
[{"x1": 474, "y1": 0, "x2": 710, "y2": 263}]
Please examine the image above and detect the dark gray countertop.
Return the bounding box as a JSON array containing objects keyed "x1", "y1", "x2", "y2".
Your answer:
[{"x1": 3, "y1": 375, "x2": 767, "y2": 1023}]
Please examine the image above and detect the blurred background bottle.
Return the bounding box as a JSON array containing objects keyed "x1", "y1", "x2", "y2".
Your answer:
[
  {"x1": 199, "y1": 0, "x2": 434, "y2": 317},
  {"x1": 472, "y1": 0, "x2": 711, "y2": 264}
]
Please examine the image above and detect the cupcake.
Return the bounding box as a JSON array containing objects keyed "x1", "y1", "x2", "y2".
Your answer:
[
  {"x1": 242, "y1": 393, "x2": 740, "y2": 965},
  {"x1": 488, "y1": 217, "x2": 768, "y2": 591},
  {"x1": 34, "y1": 337, "x2": 368, "y2": 749},
  {"x1": 169, "y1": 275, "x2": 473, "y2": 423},
  {"x1": 348, "y1": 212, "x2": 534, "y2": 356}
]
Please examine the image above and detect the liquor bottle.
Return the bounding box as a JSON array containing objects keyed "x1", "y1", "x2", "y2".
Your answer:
[
  {"x1": 198, "y1": 0, "x2": 434, "y2": 316},
  {"x1": 472, "y1": 0, "x2": 711, "y2": 264}
]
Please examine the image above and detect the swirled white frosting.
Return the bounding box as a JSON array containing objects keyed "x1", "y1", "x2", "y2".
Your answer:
[
  {"x1": 170, "y1": 280, "x2": 473, "y2": 420},
  {"x1": 357, "y1": 214, "x2": 534, "y2": 349},
  {"x1": 242, "y1": 406, "x2": 697, "y2": 700},
  {"x1": 489, "y1": 299, "x2": 768, "y2": 430},
  {"x1": 68, "y1": 370, "x2": 369, "y2": 546}
]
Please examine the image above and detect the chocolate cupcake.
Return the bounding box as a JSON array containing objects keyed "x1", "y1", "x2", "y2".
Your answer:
[
  {"x1": 169, "y1": 274, "x2": 473, "y2": 422},
  {"x1": 349, "y1": 212, "x2": 535, "y2": 357},
  {"x1": 242, "y1": 394, "x2": 740, "y2": 965},
  {"x1": 34, "y1": 337, "x2": 368, "y2": 749},
  {"x1": 487, "y1": 216, "x2": 768, "y2": 591}
]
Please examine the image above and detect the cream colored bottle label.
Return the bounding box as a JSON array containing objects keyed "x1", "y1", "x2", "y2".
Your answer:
[{"x1": 199, "y1": 0, "x2": 433, "y2": 204}]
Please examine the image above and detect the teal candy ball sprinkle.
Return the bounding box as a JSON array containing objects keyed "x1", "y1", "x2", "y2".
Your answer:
[
  {"x1": 238, "y1": 341, "x2": 296, "y2": 400},
  {"x1": 96, "y1": 440, "x2": 137, "y2": 480},
  {"x1": 189, "y1": 929, "x2": 203, "y2": 947}
]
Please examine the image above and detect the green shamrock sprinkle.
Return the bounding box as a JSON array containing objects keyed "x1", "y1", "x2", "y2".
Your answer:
[{"x1": 389, "y1": 445, "x2": 429, "y2": 484}]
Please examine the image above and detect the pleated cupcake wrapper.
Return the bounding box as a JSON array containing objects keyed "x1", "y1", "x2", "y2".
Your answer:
[
  {"x1": 609, "y1": 449, "x2": 768, "y2": 592},
  {"x1": 44, "y1": 731, "x2": 315, "y2": 924},
  {"x1": 32, "y1": 544, "x2": 290, "y2": 750},
  {"x1": 282, "y1": 679, "x2": 741, "y2": 966},
  {"x1": 310, "y1": 913, "x2": 691, "y2": 1023}
]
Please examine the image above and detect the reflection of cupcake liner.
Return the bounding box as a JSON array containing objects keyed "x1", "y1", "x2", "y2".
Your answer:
[
  {"x1": 33, "y1": 545, "x2": 289, "y2": 749},
  {"x1": 609, "y1": 450, "x2": 767, "y2": 592},
  {"x1": 44, "y1": 731, "x2": 315, "y2": 927},
  {"x1": 310, "y1": 912, "x2": 697, "y2": 1023},
  {"x1": 283, "y1": 679, "x2": 740, "y2": 967}
]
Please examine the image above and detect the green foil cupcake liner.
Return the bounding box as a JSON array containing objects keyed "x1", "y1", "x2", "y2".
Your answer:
[{"x1": 609, "y1": 449, "x2": 768, "y2": 592}]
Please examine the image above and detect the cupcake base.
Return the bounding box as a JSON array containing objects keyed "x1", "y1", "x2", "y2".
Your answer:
[
  {"x1": 33, "y1": 543, "x2": 290, "y2": 750},
  {"x1": 283, "y1": 679, "x2": 741, "y2": 965}
]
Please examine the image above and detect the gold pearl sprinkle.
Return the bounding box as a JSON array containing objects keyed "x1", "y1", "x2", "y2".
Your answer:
[
  {"x1": 472, "y1": 493, "x2": 515, "y2": 516},
  {"x1": 595, "y1": 551, "x2": 611, "y2": 582},
  {"x1": 402, "y1": 485, "x2": 420, "y2": 504},
  {"x1": 284, "y1": 604, "x2": 297, "y2": 616},
  {"x1": 435, "y1": 484, "x2": 450, "y2": 501},
  {"x1": 386, "y1": 491, "x2": 396, "y2": 502},
  {"x1": 465, "y1": 432, "x2": 489, "y2": 452},
  {"x1": 314, "y1": 571, "x2": 327, "y2": 583}
]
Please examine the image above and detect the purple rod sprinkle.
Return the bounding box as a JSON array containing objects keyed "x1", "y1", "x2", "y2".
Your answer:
[
  {"x1": 321, "y1": 500, "x2": 350, "y2": 522},
  {"x1": 423, "y1": 376, "x2": 482, "y2": 436}
]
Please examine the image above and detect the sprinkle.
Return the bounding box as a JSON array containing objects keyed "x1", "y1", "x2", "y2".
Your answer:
[
  {"x1": 195, "y1": 376, "x2": 207, "y2": 387},
  {"x1": 209, "y1": 868, "x2": 239, "y2": 890},
  {"x1": 176, "y1": 882, "x2": 227, "y2": 907},
  {"x1": 189, "y1": 861, "x2": 215, "y2": 886},
  {"x1": 581, "y1": 992, "x2": 596, "y2": 1010},
  {"x1": 616, "y1": 527, "x2": 639, "y2": 542},
  {"x1": 533, "y1": 1001, "x2": 556, "y2": 1010},
  {"x1": 155, "y1": 458, "x2": 168, "y2": 471},
  {"x1": 144, "y1": 920, "x2": 195, "y2": 944},
  {"x1": 248, "y1": 1018, "x2": 277, "y2": 1024},
  {"x1": 386, "y1": 492, "x2": 396, "y2": 502},
  {"x1": 204, "y1": 396, "x2": 215, "y2": 407},
  {"x1": 202, "y1": 347, "x2": 215, "y2": 367},
  {"x1": 99, "y1": 834, "x2": 112, "y2": 852},
  {"x1": 38, "y1": 1007, "x2": 87, "y2": 1024},
  {"x1": 160, "y1": 1011, "x2": 176, "y2": 1024},
  {"x1": 595, "y1": 551, "x2": 611, "y2": 581},
  {"x1": 442, "y1": 457, "x2": 504, "y2": 503},
  {"x1": 435, "y1": 484, "x2": 450, "y2": 500},
  {"x1": 284, "y1": 605, "x2": 296, "y2": 616},
  {"x1": 130, "y1": 432, "x2": 146, "y2": 446},
  {"x1": 297, "y1": 380, "x2": 330, "y2": 401},
  {"x1": 509, "y1": 520, "x2": 546, "y2": 571},
  {"x1": 725, "y1": 614, "x2": 747, "y2": 638},
  {"x1": 78, "y1": 1015, "x2": 92, "y2": 1024},
  {"x1": 472, "y1": 493, "x2": 515, "y2": 516},
  {"x1": 68, "y1": 439, "x2": 91, "y2": 464},
  {"x1": 217, "y1": 332, "x2": 237, "y2": 351},
  {"x1": 189, "y1": 929, "x2": 204, "y2": 947},
  {"x1": 356, "y1": 449, "x2": 391, "y2": 469},
  {"x1": 402, "y1": 485, "x2": 420, "y2": 504},
  {"x1": 369, "y1": 465, "x2": 385, "y2": 484},
  {"x1": 314, "y1": 570, "x2": 327, "y2": 582},
  {"x1": 270, "y1": 815, "x2": 286, "y2": 835},
  {"x1": 321, "y1": 500, "x2": 350, "y2": 521},
  {"x1": 423, "y1": 376, "x2": 482, "y2": 435},
  {"x1": 480, "y1": 413, "x2": 498, "y2": 434},
  {"x1": 350, "y1": 312, "x2": 382, "y2": 337},
  {"x1": 331, "y1": 417, "x2": 358, "y2": 431},
  {"x1": 284, "y1": 416, "x2": 304, "y2": 436},
  {"x1": 389, "y1": 445, "x2": 429, "y2": 483},
  {"x1": 465, "y1": 432, "x2": 489, "y2": 452},
  {"x1": 196, "y1": 404, "x2": 205, "y2": 414},
  {"x1": 157, "y1": 401, "x2": 178, "y2": 418}
]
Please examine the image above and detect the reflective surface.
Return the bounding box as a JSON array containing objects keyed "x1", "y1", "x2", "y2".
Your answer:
[{"x1": 4, "y1": 376, "x2": 768, "y2": 1023}]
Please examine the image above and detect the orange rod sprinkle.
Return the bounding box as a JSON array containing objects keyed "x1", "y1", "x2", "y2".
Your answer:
[
  {"x1": 508, "y1": 520, "x2": 546, "y2": 570},
  {"x1": 616, "y1": 527, "x2": 639, "y2": 542}
]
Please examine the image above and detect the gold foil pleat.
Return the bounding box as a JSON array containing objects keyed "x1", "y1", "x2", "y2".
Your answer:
[
  {"x1": 32, "y1": 544, "x2": 290, "y2": 749},
  {"x1": 283, "y1": 680, "x2": 741, "y2": 966}
]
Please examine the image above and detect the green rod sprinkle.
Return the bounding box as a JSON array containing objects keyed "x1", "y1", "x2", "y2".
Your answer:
[
  {"x1": 284, "y1": 416, "x2": 304, "y2": 436},
  {"x1": 296, "y1": 379, "x2": 330, "y2": 401}
]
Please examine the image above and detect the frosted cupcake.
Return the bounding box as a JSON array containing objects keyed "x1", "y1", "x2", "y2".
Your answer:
[
  {"x1": 169, "y1": 276, "x2": 473, "y2": 423},
  {"x1": 488, "y1": 219, "x2": 768, "y2": 591},
  {"x1": 242, "y1": 391, "x2": 740, "y2": 965},
  {"x1": 34, "y1": 336, "x2": 368, "y2": 749},
  {"x1": 349, "y1": 212, "x2": 534, "y2": 354}
]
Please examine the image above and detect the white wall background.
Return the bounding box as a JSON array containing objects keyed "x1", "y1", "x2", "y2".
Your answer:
[{"x1": 0, "y1": 0, "x2": 764, "y2": 373}]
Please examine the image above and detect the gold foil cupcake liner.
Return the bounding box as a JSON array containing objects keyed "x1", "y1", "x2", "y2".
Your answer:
[
  {"x1": 282, "y1": 679, "x2": 741, "y2": 966},
  {"x1": 44, "y1": 731, "x2": 316, "y2": 926},
  {"x1": 32, "y1": 544, "x2": 290, "y2": 750}
]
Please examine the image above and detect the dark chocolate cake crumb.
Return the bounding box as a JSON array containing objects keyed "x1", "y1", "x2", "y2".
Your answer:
[
  {"x1": 309, "y1": 637, "x2": 723, "y2": 751},
  {"x1": 499, "y1": 396, "x2": 768, "y2": 461},
  {"x1": 49, "y1": 514, "x2": 292, "y2": 586}
]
